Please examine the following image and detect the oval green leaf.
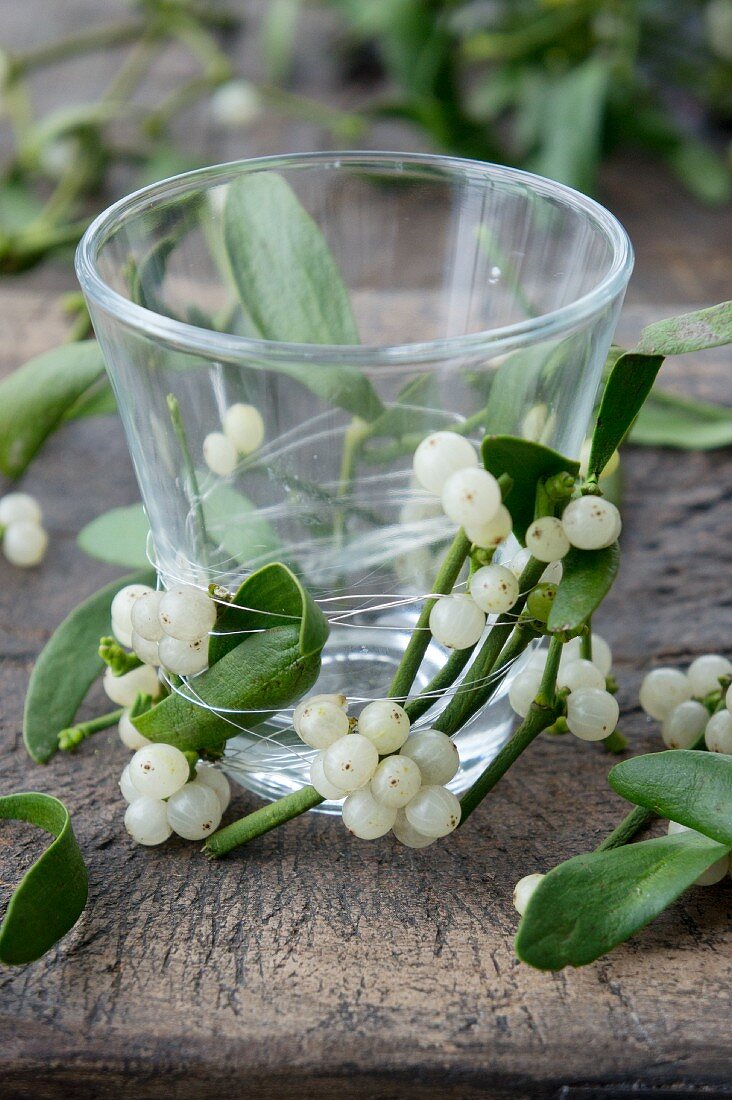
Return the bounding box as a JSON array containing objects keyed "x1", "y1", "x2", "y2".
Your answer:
[
  {"x1": 631, "y1": 389, "x2": 732, "y2": 450},
  {"x1": 0, "y1": 792, "x2": 88, "y2": 965},
  {"x1": 210, "y1": 561, "x2": 328, "y2": 665},
  {"x1": 23, "y1": 568, "x2": 156, "y2": 763},
  {"x1": 223, "y1": 172, "x2": 383, "y2": 422},
  {"x1": 515, "y1": 831, "x2": 730, "y2": 970},
  {"x1": 78, "y1": 505, "x2": 152, "y2": 569},
  {"x1": 636, "y1": 301, "x2": 732, "y2": 357},
  {"x1": 135, "y1": 625, "x2": 320, "y2": 755},
  {"x1": 0, "y1": 341, "x2": 107, "y2": 478},
  {"x1": 609, "y1": 750, "x2": 732, "y2": 847},
  {"x1": 547, "y1": 543, "x2": 620, "y2": 634},
  {"x1": 481, "y1": 436, "x2": 578, "y2": 542},
  {"x1": 588, "y1": 352, "x2": 665, "y2": 479}
]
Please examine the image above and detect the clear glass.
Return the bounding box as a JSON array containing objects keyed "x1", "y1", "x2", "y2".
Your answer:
[{"x1": 76, "y1": 152, "x2": 633, "y2": 809}]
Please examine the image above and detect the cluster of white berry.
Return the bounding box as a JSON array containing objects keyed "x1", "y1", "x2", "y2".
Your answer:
[
  {"x1": 293, "y1": 693, "x2": 461, "y2": 847},
  {"x1": 203, "y1": 402, "x2": 265, "y2": 476},
  {"x1": 120, "y1": 742, "x2": 231, "y2": 845},
  {"x1": 108, "y1": 581, "x2": 217, "y2": 684},
  {"x1": 509, "y1": 632, "x2": 619, "y2": 742},
  {"x1": 640, "y1": 653, "x2": 732, "y2": 754},
  {"x1": 0, "y1": 492, "x2": 48, "y2": 568}
]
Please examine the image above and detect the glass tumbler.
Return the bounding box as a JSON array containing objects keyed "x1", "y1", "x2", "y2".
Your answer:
[{"x1": 76, "y1": 152, "x2": 633, "y2": 809}]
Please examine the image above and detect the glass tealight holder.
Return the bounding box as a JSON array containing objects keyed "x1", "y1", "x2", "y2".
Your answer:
[{"x1": 76, "y1": 152, "x2": 633, "y2": 810}]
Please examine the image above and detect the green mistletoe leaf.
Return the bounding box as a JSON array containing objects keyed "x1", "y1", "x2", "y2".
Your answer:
[
  {"x1": 587, "y1": 351, "x2": 665, "y2": 480},
  {"x1": 223, "y1": 172, "x2": 383, "y2": 422},
  {"x1": 609, "y1": 751, "x2": 732, "y2": 847},
  {"x1": 547, "y1": 543, "x2": 620, "y2": 634},
  {"x1": 23, "y1": 569, "x2": 156, "y2": 763},
  {"x1": 135, "y1": 562, "x2": 328, "y2": 755},
  {"x1": 0, "y1": 793, "x2": 88, "y2": 965},
  {"x1": 515, "y1": 831, "x2": 730, "y2": 970},
  {"x1": 636, "y1": 301, "x2": 732, "y2": 357},
  {"x1": 481, "y1": 435, "x2": 578, "y2": 542},
  {"x1": 631, "y1": 388, "x2": 732, "y2": 450},
  {"x1": 0, "y1": 341, "x2": 106, "y2": 478}
]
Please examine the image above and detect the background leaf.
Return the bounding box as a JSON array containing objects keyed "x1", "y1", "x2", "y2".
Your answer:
[
  {"x1": 0, "y1": 341, "x2": 107, "y2": 478},
  {"x1": 631, "y1": 389, "x2": 732, "y2": 450},
  {"x1": 23, "y1": 569, "x2": 156, "y2": 763},
  {"x1": 528, "y1": 58, "x2": 610, "y2": 193},
  {"x1": 548, "y1": 543, "x2": 620, "y2": 634},
  {"x1": 515, "y1": 832, "x2": 730, "y2": 970},
  {"x1": 610, "y1": 751, "x2": 732, "y2": 847},
  {"x1": 636, "y1": 301, "x2": 732, "y2": 356},
  {"x1": 0, "y1": 793, "x2": 88, "y2": 965},
  {"x1": 481, "y1": 435, "x2": 578, "y2": 541},
  {"x1": 77, "y1": 505, "x2": 151, "y2": 569},
  {"x1": 588, "y1": 352, "x2": 664, "y2": 479}
]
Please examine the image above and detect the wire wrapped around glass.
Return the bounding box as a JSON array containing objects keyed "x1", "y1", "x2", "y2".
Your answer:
[{"x1": 76, "y1": 152, "x2": 633, "y2": 809}]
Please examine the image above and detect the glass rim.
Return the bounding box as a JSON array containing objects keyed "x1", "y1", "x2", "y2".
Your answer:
[{"x1": 76, "y1": 150, "x2": 634, "y2": 366}]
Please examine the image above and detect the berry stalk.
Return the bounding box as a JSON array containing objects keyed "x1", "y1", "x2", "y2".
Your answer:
[
  {"x1": 58, "y1": 708, "x2": 124, "y2": 752},
  {"x1": 458, "y1": 635, "x2": 563, "y2": 825},
  {"x1": 204, "y1": 786, "x2": 324, "y2": 857}
]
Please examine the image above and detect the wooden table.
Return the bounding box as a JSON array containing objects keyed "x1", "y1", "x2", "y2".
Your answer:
[{"x1": 2, "y1": 9, "x2": 732, "y2": 1094}]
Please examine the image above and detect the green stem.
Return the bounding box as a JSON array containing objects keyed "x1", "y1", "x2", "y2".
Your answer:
[
  {"x1": 596, "y1": 805, "x2": 654, "y2": 852},
  {"x1": 434, "y1": 559, "x2": 545, "y2": 735},
  {"x1": 602, "y1": 728, "x2": 628, "y2": 754},
  {"x1": 205, "y1": 786, "x2": 323, "y2": 858},
  {"x1": 11, "y1": 22, "x2": 145, "y2": 74},
  {"x1": 459, "y1": 636, "x2": 563, "y2": 825},
  {"x1": 167, "y1": 393, "x2": 210, "y2": 567},
  {"x1": 387, "y1": 527, "x2": 471, "y2": 700},
  {"x1": 405, "y1": 647, "x2": 474, "y2": 723},
  {"x1": 58, "y1": 708, "x2": 123, "y2": 751}
]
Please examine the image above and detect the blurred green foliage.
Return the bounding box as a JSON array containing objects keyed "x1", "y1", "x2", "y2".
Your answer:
[{"x1": 328, "y1": 0, "x2": 732, "y2": 200}]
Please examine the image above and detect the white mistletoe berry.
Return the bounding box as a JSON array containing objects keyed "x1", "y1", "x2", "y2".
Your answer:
[
  {"x1": 342, "y1": 788, "x2": 397, "y2": 839},
  {"x1": 470, "y1": 564, "x2": 519, "y2": 615},
  {"x1": 561, "y1": 495, "x2": 621, "y2": 550},
  {"x1": 111, "y1": 584, "x2": 154, "y2": 645},
  {"x1": 195, "y1": 763, "x2": 231, "y2": 812},
  {"x1": 687, "y1": 654, "x2": 732, "y2": 697},
  {"x1": 357, "y1": 699, "x2": 410, "y2": 753},
  {"x1": 429, "y1": 593, "x2": 485, "y2": 650},
  {"x1": 119, "y1": 763, "x2": 144, "y2": 804},
  {"x1": 128, "y1": 743, "x2": 190, "y2": 800},
  {"x1": 159, "y1": 584, "x2": 217, "y2": 641},
  {"x1": 661, "y1": 700, "x2": 709, "y2": 749},
  {"x1": 404, "y1": 784, "x2": 461, "y2": 838},
  {"x1": 158, "y1": 634, "x2": 209, "y2": 676},
  {"x1": 130, "y1": 590, "x2": 165, "y2": 642},
  {"x1": 705, "y1": 709, "x2": 732, "y2": 754},
  {"x1": 441, "y1": 467, "x2": 501, "y2": 529},
  {"x1": 513, "y1": 872, "x2": 545, "y2": 916},
  {"x1": 561, "y1": 633, "x2": 612, "y2": 676},
  {"x1": 3, "y1": 520, "x2": 48, "y2": 567},
  {"x1": 310, "y1": 751, "x2": 347, "y2": 800},
  {"x1": 525, "y1": 516, "x2": 570, "y2": 563},
  {"x1": 399, "y1": 729, "x2": 459, "y2": 786},
  {"x1": 130, "y1": 631, "x2": 161, "y2": 667},
  {"x1": 508, "y1": 666, "x2": 544, "y2": 718},
  {"x1": 203, "y1": 430, "x2": 238, "y2": 476},
  {"x1": 412, "y1": 431, "x2": 478, "y2": 495},
  {"x1": 124, "y1": 796, "x2": 172, "y2": 846},
  {"x1": 557, "y1": 658, "x2": 606, "y2": 693},
  {"x1": 223, "y1": 403, "x2": 265, "y2": 454},
  {"x1": 166, "y1": 780, "x2": 222, "y2": 840},
  {"x1": 465, "y1": 504, "x2": 513, "y2": 549},
  {"x1": 639, "y1": 668, "x2": 692, "y2": 721},
  {"x1": 370, "y1": 755, "x2": 422, "y2": 808},
  {"x1": 103, "y1": 664, "x2": 161, "y2": 707},
  {"x1": 118, "y1": 709, "x2": 151, "y2": 751},
  {"x1": 566, "y1": 687, "x2": 619, "y2": 741},
  {"x1": 210, "y1": 80, "x2": 262, "y2": 128},
  {"x1": 294, "y1": 697, "x2": 350, "y2": 749},
  {"x1": 391, "y1": 809, "x2": 436, "y2": 848},
  {"x1": 322, "y1": 734, "x2": 379, "y2": 792},
  {"x1": 0, "y1": 492, "x2": 42, "y2": 526}
]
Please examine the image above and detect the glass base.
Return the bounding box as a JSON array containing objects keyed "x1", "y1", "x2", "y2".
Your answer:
[{"x1": 223, "y1": 623, "x2": 527, "y2": 814}]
